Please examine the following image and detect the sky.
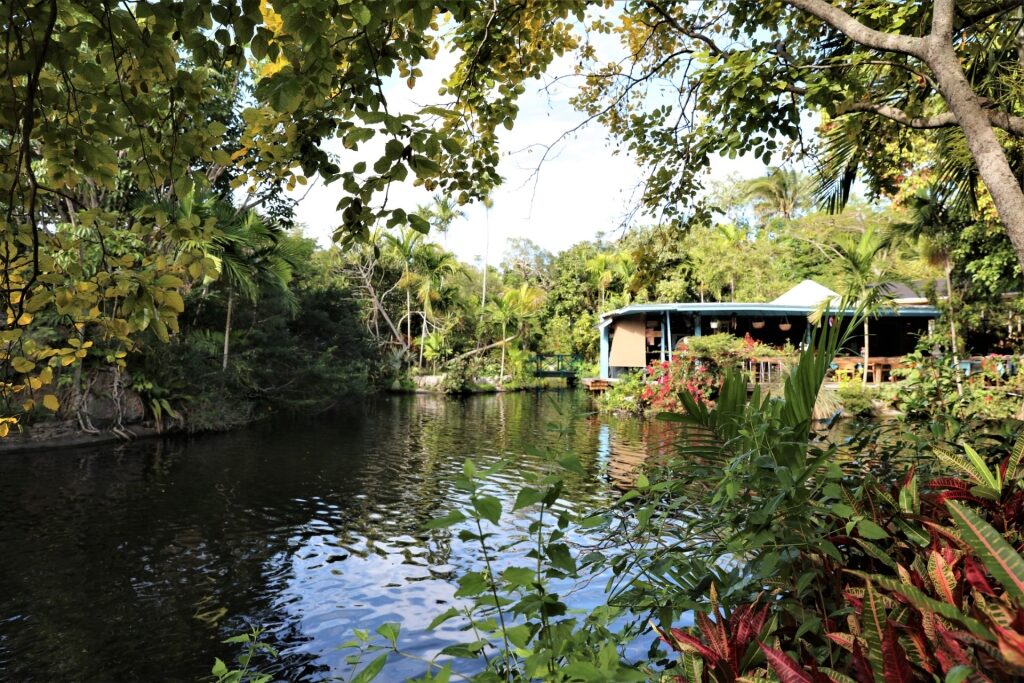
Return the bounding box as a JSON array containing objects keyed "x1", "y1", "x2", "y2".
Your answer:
[{"x1": 288, "y1": 15, "x2": 804, "y2": 267}]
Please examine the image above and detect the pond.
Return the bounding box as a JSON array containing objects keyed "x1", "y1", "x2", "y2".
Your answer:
[{"x1": 0, "y1": 391, "x2": 679, "y2": 681}]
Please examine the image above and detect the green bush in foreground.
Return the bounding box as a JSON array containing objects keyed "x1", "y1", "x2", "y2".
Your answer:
[{"x1": 220, "y1": 307, "x2": 1024, "y2": 680}]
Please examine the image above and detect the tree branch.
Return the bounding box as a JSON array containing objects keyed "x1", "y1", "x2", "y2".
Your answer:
[
  {"x1": 783, "y1": 0, "x2": 925, "y2": 57},
  {"x1": 838, "y1": 100, "x2": 1024, "y2": 135},
  {"x1": 644, "y1": 1, "x2": 724, "y2": 56},
  {"x1": 931, "y1": 0, "x2": 955, "y2": 40}
]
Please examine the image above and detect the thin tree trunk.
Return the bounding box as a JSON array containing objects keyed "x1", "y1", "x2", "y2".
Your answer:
[
  {"x1": 419, "y1": 312, "x2": 427, "y2": 368},
  {"x1": 499, "y1": 322, "x2": 506, "y2": 383},
  {"x1": 480, "y1": 204, "x2": 490, "y2": 325},
  {"x1": 406, "y1": 281, "x2": 412, "y2": 353},
  {"x1": 862, "y1": 317, "x2": 870, "y2": 386},
  {"x1": 222, "y1": 285, "x2": 234, "y2": 371},
  {"x1": 945, "y1": 263, "x2": 963, "y2": 396}
]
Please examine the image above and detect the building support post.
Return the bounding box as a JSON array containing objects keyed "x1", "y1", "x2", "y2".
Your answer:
[
  {"x1": 599, "y1": 323, "x2": 610, "y2": 379},
  {"x1": 666, "y1": 312, "x2": 673, "y2": 359},
  {"x1": 660, "y1": 313, "x2": 667, "y2": 361},
  {"x1": 694, "y1": 314, "x2": 702, "y2": 338}
]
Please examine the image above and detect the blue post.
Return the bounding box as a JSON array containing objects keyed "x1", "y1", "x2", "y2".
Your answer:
[
  {"x1": 599, "y1": 323, "x2": 610, "y2": 379},
  {"x1": 666, "y1": 312, "x2": 673, "y2": 359},
  {"x1": 660, "y1": 314, "x2": 667, "y2": 361},
  {"x1": 694, "y1": 314, "x2": 702, "y2": 337}
]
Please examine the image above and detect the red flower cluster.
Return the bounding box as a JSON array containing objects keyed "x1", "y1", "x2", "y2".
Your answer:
[{"x1": 639, "y1": 355, "x2": 719, "y2": 413}]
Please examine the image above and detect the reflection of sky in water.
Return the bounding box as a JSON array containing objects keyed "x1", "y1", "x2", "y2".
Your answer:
[{"x1": 0, "y1": 391, "x2": 682, "y2": 681}]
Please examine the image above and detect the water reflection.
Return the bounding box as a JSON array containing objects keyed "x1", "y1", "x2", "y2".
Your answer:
[{"x1": 0, "y1": 391, "x2": 668, "y2": 681}]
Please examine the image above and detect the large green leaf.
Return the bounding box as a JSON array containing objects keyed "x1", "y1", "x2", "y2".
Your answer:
[{"x1": 946, "y1": 501, "x2": 1024, "y2": 605}]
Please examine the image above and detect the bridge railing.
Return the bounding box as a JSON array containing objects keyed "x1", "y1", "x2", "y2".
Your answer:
[{"x1": 531, "y1": 354, "x2": 584, "y2": 377}]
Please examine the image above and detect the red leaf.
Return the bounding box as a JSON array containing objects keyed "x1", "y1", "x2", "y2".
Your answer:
[
  {"x1": 993, "y1": 625, "x2": 1024, "y2": 667},
  {"x1": 964, "y1": 556, "x2": 997, "y2": 596},
  {"x1": 851, "y1": 639, "x2": 874, "y2": 683},
  {"x1": 758, "y1": 643, "x2": 814, "y2": 683},
  {"x1": 696, "y1": 611, "x2": 729, "y2": 662},
  {"x1": 882, "y1": 622, "x2": 914, "y2": 683},
  {"x1": 656, "y1": 626, "x2": 717, "y2": 661},
  {"x1": 925, "y1": 478, "x2": 975, "y2": 491},
  {"x1": 934, "y1": 491, "x2": 992, "y2": 508}
]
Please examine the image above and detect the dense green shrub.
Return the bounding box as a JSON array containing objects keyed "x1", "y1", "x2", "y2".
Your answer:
[{"x1": 837, "y1": 382, "x2": 875, "y2": 417}]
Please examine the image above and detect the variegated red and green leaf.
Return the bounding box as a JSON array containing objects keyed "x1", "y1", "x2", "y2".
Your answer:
[
  {"x1": 928, "y1": 550, "x2": 958, "y2": 606},
  {"x1": 758, "y1": 643, "x2": 814, "y2": 683},
  {"x1": 848, "y1": 571, "x2": 992, "y2": 640},
  {"x1": 946, "y1": 501, "x2": 1024, "y2": 605}
]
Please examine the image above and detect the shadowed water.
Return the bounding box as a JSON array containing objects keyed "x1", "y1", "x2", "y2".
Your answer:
[{"x1": 0, "y1": 391, "x2": 676, "y2": 681}]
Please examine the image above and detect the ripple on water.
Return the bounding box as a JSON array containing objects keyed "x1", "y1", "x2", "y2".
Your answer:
[{"x1": 0, "y1": 391, "x2": 663, "y2": 681}]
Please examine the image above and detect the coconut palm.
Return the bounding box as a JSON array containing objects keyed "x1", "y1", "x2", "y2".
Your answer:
[
  {"x1": 414, "y1": 245, "x2": 463, "y2": 367},
  {"x1": 183, "y1": 198, "x2": 300, "y2": 370},
  {"x1": 744, "y1": 167, "x2": 808, "y2": 222},
  {"x1": 586, "y1": 253, "x2": 616, "y2": 309},
  {"x1": 487, "y1": 283, "x2": 546, "y2": 382},
  {"x1": 385, "y1": 226, "x2": 424, "y2": 355},
  {"x1": 430, "y1": 194, "x2": 465, "y2": 246},
  {"x1": 613, "y1": 252, "x2": 638, "y2": 302},
  {"x1": 827, "y1": 226, "x2": 899, "y2": 385},
  {"x1": 892, "y1": 188, "x2": 963, "y2": 374}
]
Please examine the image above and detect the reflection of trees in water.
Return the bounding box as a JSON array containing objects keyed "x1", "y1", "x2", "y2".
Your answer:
[
  {"x1": 0, "y1": 391, "x2": 627, "y2": 680},
  {"x1": 597, "y1": 416, "x2": 683, "y2": 489}
]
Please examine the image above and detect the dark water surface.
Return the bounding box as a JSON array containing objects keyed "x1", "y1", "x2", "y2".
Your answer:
[{"x1": 0, "y1": 391, "x2": 673, "y2": 681}]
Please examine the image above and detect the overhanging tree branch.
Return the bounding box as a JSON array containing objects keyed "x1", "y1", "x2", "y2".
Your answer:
[
  {"x1": 783, "y1": 0, "x2": 925, "y2": 57},
  {"x1": 837, "y1": 100, "x2": 1024, "y2": 136}
]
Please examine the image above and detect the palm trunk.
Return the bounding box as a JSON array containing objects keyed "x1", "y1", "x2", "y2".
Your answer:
[
  {"x1": 222, "y1": 285, "x2": 234, "y2": 371},
  {"x1": 406, "y1": 283, "x2": 412, "y2": 354},
  {"x1": 862, "y1": 317, "x2": 870, "y2": 386},
  {"x1": 480, "y1": 208, "x2": 489, "y2": 323},
  {"x1": 419, "y1": 312, "x2": 427, "y2": 368},
  {"x1": 946, "y1": 263, "x2": 963, "y2": 396},
  {"x1": 499, "y1": 322, "x2": 507, "y2": 383}
]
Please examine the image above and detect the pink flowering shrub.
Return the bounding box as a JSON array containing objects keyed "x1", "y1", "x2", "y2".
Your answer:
[{"x1": 639, "y1": 355, "x2": 720, "y2": 413}]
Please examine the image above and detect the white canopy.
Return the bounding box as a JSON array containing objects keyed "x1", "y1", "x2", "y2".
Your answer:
[{"x1": 770, "y1": 279, "x2": 841, "y2": 308}]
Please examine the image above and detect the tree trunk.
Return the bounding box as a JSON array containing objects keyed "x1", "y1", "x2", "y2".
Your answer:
[
  {"x1": 419, "y1": 312, "x2": 427, "y2": 368},
  {"x1": 480, "y1": 208, "x2": 489, "y2": 323},
  {"x1": 406, "y1": 280, "x2": 412, "y2": 353},
  {"x1": 222, "y1": 285, "x2": 234, "y2": 371},
  {"x1": 945, "y1": 262, "x2": 963, "y2": 396},
  {"x1": 928, "y1": 44, "x2": 1024, "y2": 273},
  {"x1": 862, "y1": 317, "x2": 870, "y2": 386},
  {"x1": 499, "y1": 322, "x2": 507, "y2": 383}
]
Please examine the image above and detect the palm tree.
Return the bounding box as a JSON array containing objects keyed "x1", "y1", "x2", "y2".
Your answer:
[
  {"x1": 414, "y1": 245, "x2": 463, "y2": 367},
  {"x1": 892, "y1": 187, "x2": 963, "y2": 391},
  {"x1": 429, "y1": 194, "x2": 465, "y2": 246},
  {"x1": 385, "y1": 226, "x2": 424, "y2": 355},
  {"x1": 586, "y1": 253, "x2": 615, "y2": 309},
  {"x1": 487, "y1": 283, "x2": 545, "y2": 382},
  {"x1": 613, "y1": 252, "x2": 638, "y2": 302},
  {"x1": 479, "y1": 193, "x2": 494, "y2": 323},
  {"x1": 744, "y1": 167, "x2": 807, "y2": 223},
  {"x1": 209, "y1": 208, "x2": 299, "y2": 370},
  {"x1": 828, "y1": 226, "x2": 898, "y2": 385}
]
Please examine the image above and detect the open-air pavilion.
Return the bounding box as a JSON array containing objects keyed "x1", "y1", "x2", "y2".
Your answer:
[{"x1": 596, "y1": 280, "x2": 940, "y2": 382}]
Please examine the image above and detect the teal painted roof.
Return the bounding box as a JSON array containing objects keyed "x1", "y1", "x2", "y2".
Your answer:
[{"x1": 600, "y1": 302, "x2": 939, "y2": 319}]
